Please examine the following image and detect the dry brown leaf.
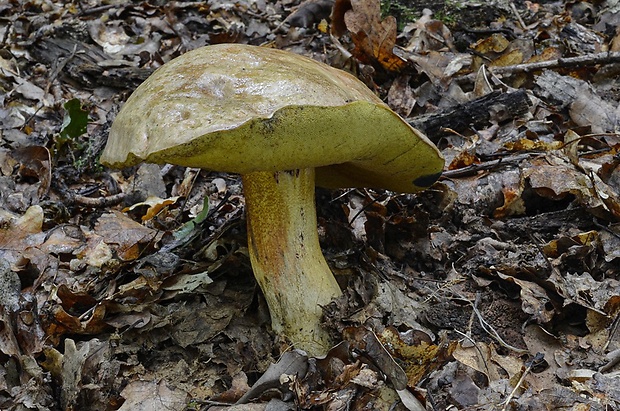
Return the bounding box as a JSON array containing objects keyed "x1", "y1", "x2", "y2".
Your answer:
[
  {"x1": 331, "y1": 0, "x2": 352, "y2": 37},
  {"x1": 494, "y1": 185, "x2": 526, "y2": 218},
  {"x1": 447, "y1": 150, "x2": 480, "y2": 170},
  {"x1": 542, "y1": 230, "x2": 598, "y2": 258},
  {"x1": 334, "y1": 0, "x2": 406, "y2": 71},
  {"x1": 123, "y1": 195, "x2": 181, "y2": 222},
  {"x1": 0, "y1": 206, "x2": 43, "y2": 249},
  {"x1": 526, "y1": 155, "x2": 620, "y2": 220},
  {"x1": 527, "y1": 46, "x2": 562, "y2": 63},
  {"x1": 453, "y1": 342, "x2": 503, "y2": 382},
  {"x1": 503, "y1": 139, "x2": 562, "y2": 152},
  {"x1": 95, "y1": 211, "x2": 162, "y2": 261},
  {"x1": 11, "y1": 146, "x2": 52, "y2": 199},
  {"x1": 118, "y1": 380, "x2": 189, "y2": 411},
  {"x1": 492, "y1": 48, "x2": 524, "y2": 67},
  {"x1": 43, "y1": 302, "x2": 109, "y2": 344},
  {"x1": 473, "y1": 33, "x2": 510, "y2": 54}
]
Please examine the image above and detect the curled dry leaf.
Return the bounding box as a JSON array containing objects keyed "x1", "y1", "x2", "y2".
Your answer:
[
  {"x1": 42, "y1": 302, "x2": 109, "y2": 345},
  {"x1": 526, "y1": 155, "x2": 620, "y2": 220},
  {"x1": 123, "y1": 195, "x2": 181, "y2": 222}
]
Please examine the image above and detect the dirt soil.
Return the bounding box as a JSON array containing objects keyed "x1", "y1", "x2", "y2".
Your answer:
[{"x1": 1, "y1": 0, "x2": 620, "y2": 410}]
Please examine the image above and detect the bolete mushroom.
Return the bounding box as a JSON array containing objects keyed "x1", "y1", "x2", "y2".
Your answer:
[{"x1": 100, "y1": 43, "x2": 444, "y2": 356}]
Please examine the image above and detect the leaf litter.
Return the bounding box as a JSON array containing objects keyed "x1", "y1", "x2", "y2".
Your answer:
[{"x1": 1, "y1": 0, "x2": 620, "y2": 410}]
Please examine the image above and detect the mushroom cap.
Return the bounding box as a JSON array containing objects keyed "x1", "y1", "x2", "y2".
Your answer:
[{"x1": 100, "y1": 43, "x2": 443, "y2": 192}]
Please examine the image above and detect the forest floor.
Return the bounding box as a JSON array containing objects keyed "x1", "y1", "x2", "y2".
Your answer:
[{"x1": 1, "y1": 0, "x2": 620, "y2": 410}]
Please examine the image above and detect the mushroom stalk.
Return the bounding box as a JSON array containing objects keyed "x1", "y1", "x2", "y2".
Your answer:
[{"x1": 242, "y1": 168, "x2": 342, "y2": 355}]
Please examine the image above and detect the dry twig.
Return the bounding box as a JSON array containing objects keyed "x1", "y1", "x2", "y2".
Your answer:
[{"x1": 457, "y1": 52, "x2": 620, "y2": 83}]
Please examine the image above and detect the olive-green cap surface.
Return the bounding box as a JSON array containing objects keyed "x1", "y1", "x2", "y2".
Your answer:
[{"x1": 100, "y1": 43, "x2": 443, "y2": 192}]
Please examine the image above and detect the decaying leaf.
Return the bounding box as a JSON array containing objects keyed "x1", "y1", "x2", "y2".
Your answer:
[
  {"x1": 237, "y1": 350, "x2": 308, "y2": 404},
  {"x1": 378, "y1": 327, "x2": 457, "y2": 387},
  {"x1": 343, "y1": 326, "x2": 409, "y2": 390},
  {"x1": 453, "y1": 341, "x2": 522, "y2": 382},
  {"x1": 0, "y1": 206, "x2": 45, "y2": 265},
  {"x1": 117, "y1": 380, "x2": 189, "y2": 411}
]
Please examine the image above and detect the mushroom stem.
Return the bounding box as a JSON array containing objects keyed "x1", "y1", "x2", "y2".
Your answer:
[{"x1": 242, "y1": 168, "x2": 342, "y2": 356}]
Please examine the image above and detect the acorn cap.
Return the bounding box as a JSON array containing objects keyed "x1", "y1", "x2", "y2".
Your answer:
[{"x1": 100, "y1": 43, "x2": 443, "y2": 193}]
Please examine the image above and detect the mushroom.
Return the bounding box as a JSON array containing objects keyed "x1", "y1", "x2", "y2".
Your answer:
[{"x1": 100, "y1": 43, "x2": 444, "y2": 356}]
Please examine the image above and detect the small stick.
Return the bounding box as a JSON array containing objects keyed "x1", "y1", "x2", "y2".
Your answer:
[
  {"x1": 456, "y1": 52, "x2": 620, "y2": 83},
  {"x1": 500, "y1": 353, "x2": 544, "y2": 410},
  {"x1": 510, "y1": 2, "x2": 527, "y2": 30},
  {"x1": 75, "y1": 193, "x2": 125, "y2": 207},
  {"x1": 441, "y1": 153, "x2": 533, "y2": 179}
]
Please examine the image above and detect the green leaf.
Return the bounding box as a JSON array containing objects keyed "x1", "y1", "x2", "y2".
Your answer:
[
  {"x1": 60, "y1": 98, "x2": 88, "y2": 140},
  {"x1": 173, "y1": 196, "x2": 210, "y2": 242},
  {"x1": 193, "y1": 196, "x2": 210, "y2": 224}
]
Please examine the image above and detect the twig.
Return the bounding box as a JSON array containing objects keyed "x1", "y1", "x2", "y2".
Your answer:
[
  {"x1": 75, "y1": 193, "x2": 125, "y2": 207},
  {"x1": 77, "y1": 4, "x2": 117, "y2": 16},
  {"x1": 471, "y1": 293, "x2": 529, "y2": 354},
  {"x1": 441, "y1": 153, "x2": 533, "y2": 179},
  {"x1": 600, "y1": 347, "x2": 620, "y2": 373},
  {"x1": 510, "y1": 2, "x2": 526, "y2": 30},
  {"x1": 604, "y1": 312, "x2": 620, "y2": 353},
  {"x1": 500, "y1": 353, "x2": 544, "y2": 410},
  {"x1": 456, "y1": 52, "x2": 620, "y2": 83}
]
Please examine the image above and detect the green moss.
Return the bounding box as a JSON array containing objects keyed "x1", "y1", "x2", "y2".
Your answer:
[{"x1": 380, "y1": 0, "x2": 419, "y2": 30}]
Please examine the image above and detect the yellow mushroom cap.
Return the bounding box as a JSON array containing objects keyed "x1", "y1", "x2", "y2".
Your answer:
[{"x1": 100, "y1": 43, "x2": 444, "y2": 193}]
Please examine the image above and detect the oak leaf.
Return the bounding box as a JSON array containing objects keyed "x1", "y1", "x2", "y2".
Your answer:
[{"x1": 333, "y1": 0, "x2": 406, "y2": 71}]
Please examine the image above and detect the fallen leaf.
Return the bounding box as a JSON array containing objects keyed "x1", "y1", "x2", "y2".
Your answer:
[
  {"x1": 334, "y1": 0, "x2": 407, "y2": 71},
  {"x1": 118, "y1": 379, "x2": 189, "y2": 411},
  {"x1": 0, "y1": 206, "x2": 45, "y2": 265},
  {"x1": 377, "y1": 327, "x2": 456, "y2": 387},
  {"x1": 95, "y1": 211, "x2": 161, "y2": 261},
  {"x1": 11, "y1": 146, "x2": 52, "y2": 199},
  {"x1": 123, "y1": 196, "x2": 181, "y2": 222},
  {"x1": 237, "y1": 350, "x2": 308, "y2": 404},
  {"x1": 162, "y1": 271, "x2": 213, "y2": 294}
]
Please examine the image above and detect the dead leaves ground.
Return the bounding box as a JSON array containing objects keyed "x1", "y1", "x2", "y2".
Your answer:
[{"x1": 1, "y1": 0, "x2": 620, "y2": 410}]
